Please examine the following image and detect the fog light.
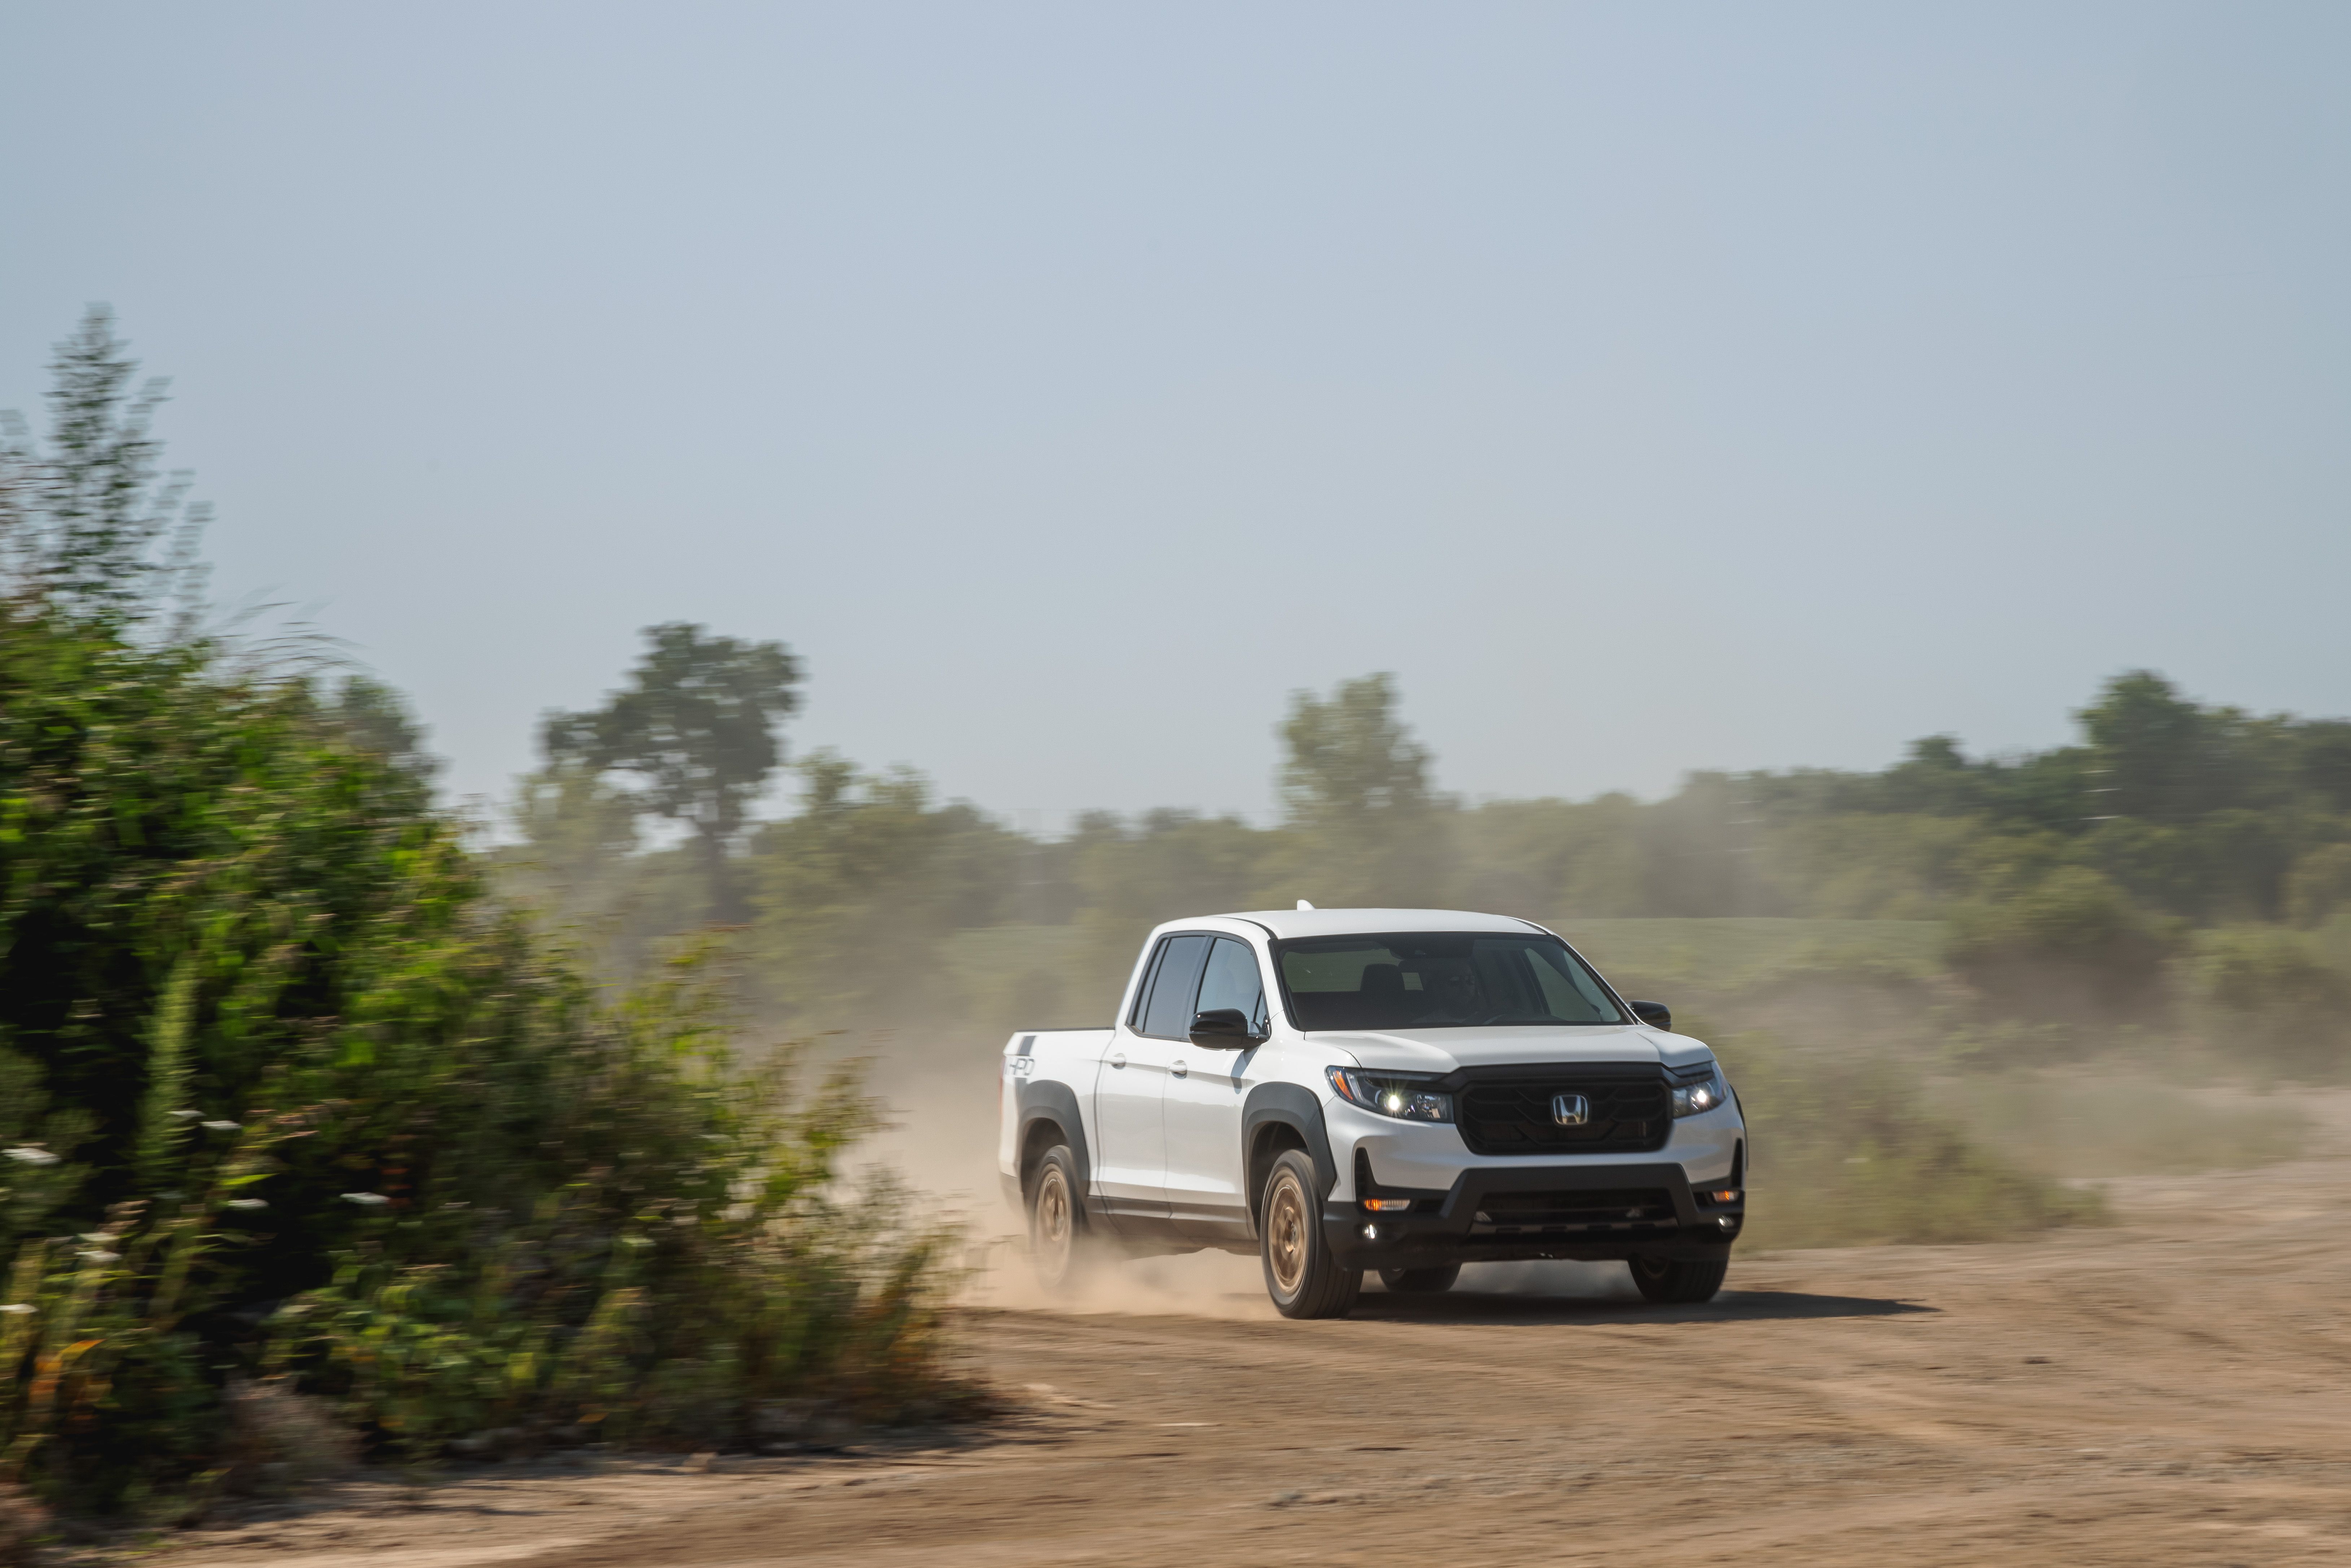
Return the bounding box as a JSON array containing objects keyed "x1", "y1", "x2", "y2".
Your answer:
[
  {"x1": 1716, "y1": 1214, "x2": 1737, "y2": 1231},
  {"x1": 1361, "y1": 1223, "x2": 1380, "y2": 1241}
]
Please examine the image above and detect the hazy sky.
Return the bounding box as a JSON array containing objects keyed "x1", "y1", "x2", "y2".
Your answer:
[{"x1": 4, "y1": 3, "x2": 2347, "y2": 830}]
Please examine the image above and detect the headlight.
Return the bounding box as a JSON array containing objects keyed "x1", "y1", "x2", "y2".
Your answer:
[
  {"x1": 1671, "y1": 1067, "x2": 1730, "y2": 1118},
  {"x1": 1326, "y1": 1066, "x2": 1454, "y2": 1123}
]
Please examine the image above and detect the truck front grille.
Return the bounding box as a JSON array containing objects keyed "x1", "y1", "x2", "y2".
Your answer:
[{"x1": 1457, "y1": 1074, "x2": 1670, "y2": 1156}]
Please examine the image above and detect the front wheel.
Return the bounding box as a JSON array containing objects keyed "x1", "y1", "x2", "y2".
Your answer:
[
  {"x1": 1378, "y1": 1265, "x2": 1461, "y2": 1294},
  {"x1": 1629, "y1": 1254, "x2": 1728, "y2": 1304},
  {"x1": 1028, "y1": 1144, "x2": 1089, "y2": 1292},
  {"x1": 1260, "y1": 1151, "x2": 1359, "y2": 1319}
]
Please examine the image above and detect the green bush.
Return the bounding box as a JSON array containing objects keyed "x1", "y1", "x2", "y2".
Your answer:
[
  {"x1": 2285, "y1": 843, "x2": 2351, "y2": 927},
  {"x1": 1945, "y1": 867, "x2": 2178, "y2": 1019},
  {"x1": 1717, "y1": 1031, "x2": 2105, "y2": 1249},
  {"x1": 0, "y1": 604, "x2": 969, "y2": 1516},
  {"x1": 2189, "y1": 926, "x2": 2351, "y2": 1078}
]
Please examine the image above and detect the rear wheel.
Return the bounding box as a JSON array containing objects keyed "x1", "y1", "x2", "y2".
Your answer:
[
  {"x1": 1378, "y1": 1265, "x2": 1461, "y2": 1294},
  {"x1": 1629, "y1": 1254, "x2": 1728, "y2": 1304},
  {"x1": 1260, "y1": 1151, "x2": 1359, "y2": 1319},
  {"x1": 1028, "y1": 1144, "x2": 1089, "y2": 1292}
]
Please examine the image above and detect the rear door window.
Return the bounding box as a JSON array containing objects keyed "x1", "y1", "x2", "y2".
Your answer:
[
  {"x1": 1127, "y1": 940, "x2": 1170, "y2": 1028},
  {"x1": 1139, "y1": 934, "x2": 1213, "y2": 1040}
]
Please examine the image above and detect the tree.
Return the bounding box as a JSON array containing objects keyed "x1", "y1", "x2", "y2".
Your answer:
[
  {"x1": 0, "y1": 306, "x2": 207, "y2": 629},
  {"x1": 748, "y1": 751, "x2": 1020, "y2": 1029},
  {"x1": 2077, "y1": 670, "x2": 2221, "y2": 821},
  {"x1": 1273, "y1": 673, "x2": 1446, "y2": 907},
  {"x1": 327, "y1": 673, "x2": 441, "y2": 785},
  {"x1": 542, "y1": 623, "x2": 802, "y2": 920},
  {"x1": 1278, "y1": 672, "x2": 1432, "y2": 830}
]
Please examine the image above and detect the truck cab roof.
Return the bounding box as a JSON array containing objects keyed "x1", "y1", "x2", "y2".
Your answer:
[{"x1": 1216, "y1": 907, "x2": 1549, "y2": 942}]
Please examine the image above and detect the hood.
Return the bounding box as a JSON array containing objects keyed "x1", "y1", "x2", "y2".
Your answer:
[{"x1": 1318, "y1": 1023, "x2": 1716, "y2": 1074}]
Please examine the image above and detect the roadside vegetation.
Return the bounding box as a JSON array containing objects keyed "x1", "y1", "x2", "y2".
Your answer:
[{"x1": 0, "y1": 313, "x2": 971, "y2": 1528}]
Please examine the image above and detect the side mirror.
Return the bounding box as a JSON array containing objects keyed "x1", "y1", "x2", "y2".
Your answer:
[
  {"x1": 1630, "y1": 999, "x2": 1672, "y2": 1032},
  {"x1": 1188, "y1": 1008, "x2": 1262, "y2": 1048}
]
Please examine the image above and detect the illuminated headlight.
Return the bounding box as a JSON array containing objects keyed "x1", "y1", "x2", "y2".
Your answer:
[
  {"x1": 1326, "y1": 1067, "x2": 1454, "y2": 1123},
  {"x1": 1670, "y1": 1068, "x2": 1730, "y2": 1118}
]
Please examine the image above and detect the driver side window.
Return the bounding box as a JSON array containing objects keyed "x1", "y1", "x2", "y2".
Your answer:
[{"x1": 1195, "y1": 937, "x2": 1268, "y2": 1034}]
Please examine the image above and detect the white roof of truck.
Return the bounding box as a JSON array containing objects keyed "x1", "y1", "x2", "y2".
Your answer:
[{"x1": 1222, "y1": 907, "x2": 1547, "y2": 942}]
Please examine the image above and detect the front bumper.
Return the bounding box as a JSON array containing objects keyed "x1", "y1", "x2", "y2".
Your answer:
[{"x1": 1322, "y1": 1159, "x2": 1744, "y2": 1267}]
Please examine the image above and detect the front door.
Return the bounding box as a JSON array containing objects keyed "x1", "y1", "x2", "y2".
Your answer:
[
  {"x1": 1165, "y1": 935, "x2": 1267, "y2": 1243},
  {"x1": 1089, "y1": 933, "x2": 1211, "y2": 1233}
]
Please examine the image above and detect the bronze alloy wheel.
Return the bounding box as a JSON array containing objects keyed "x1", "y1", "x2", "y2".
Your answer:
[
  {"x1": 1030, "y1": 1154, "x2": 1076, "y2": 1288},
  {"x1": 1258, "y1": 1148, "x2": 1358, "y2": 1318},
  {"x1": 1265, "y1": 1168, "x2": 1310, "y2": 1296}
]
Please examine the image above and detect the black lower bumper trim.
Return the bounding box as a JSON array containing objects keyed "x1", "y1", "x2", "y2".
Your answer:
[{"x1": 1325, "y1": 1159, "x2": 1743, "y2": 1265}]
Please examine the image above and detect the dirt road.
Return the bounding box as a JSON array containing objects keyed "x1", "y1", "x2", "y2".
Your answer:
[{"x1": 149, "y1": 1147, "x2": 2351, "y2": 1567}]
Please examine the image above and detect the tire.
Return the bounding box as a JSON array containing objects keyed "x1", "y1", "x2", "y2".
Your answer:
[
  {"x1": 1259, "y1": 1150, "x2": 1360, "y2": 1319},
  {"x1": 1378, "y1": 1265, "x2": 1461, "y2": 1295},
  {"x1": 1027, "y1": 1144, "x2": 1090, "y2": 1292},
  {"x1": 1629, "y1": 1254, "x2": 1728, "y2": 1305}
]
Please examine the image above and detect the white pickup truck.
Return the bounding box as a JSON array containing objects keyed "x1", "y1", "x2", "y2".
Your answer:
[{"x1": 998, "y1": 906, "x2": 1746, "y2": 1318}]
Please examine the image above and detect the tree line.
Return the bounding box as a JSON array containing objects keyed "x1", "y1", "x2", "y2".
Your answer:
[{"x1": 512, "y1": 626, "x2": 2351, "y2": 1057}]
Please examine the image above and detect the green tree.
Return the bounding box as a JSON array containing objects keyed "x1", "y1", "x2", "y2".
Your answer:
[
  {"x1": 326, "y1": 673, "x2": 440, "y2": 786},
  {"x1": 1279, "y1": 671, "x2": 1432, "y2": 827},
  {"x1": 748, "y1": 751, "x2": 1020, "y2": 1031},
  {"x1": 1272, "y1": 672, "x2": 1446, "y2": 907},
  {"x1": 2078, "y1": 670, "x2": 2245, "y2": 821},
  {"x1": 543, "y1": 623, "x2": 802, "y2": 921},
  {"x1": 0, "y1": 306, "x2": 207, "y2": 629}
]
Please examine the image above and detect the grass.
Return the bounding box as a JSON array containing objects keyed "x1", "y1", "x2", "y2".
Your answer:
[{"x1": 1936, "y1": 1071, "x2": 2313, "y2": 1179}]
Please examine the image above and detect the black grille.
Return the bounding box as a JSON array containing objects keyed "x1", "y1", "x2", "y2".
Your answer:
[
  {"x1": 1471, "y1": 1187, "x2": 1675, "y2": 1232},
  {"x1": 1457, "y1": 1073, "x2": 1669, "y2": 1156}
]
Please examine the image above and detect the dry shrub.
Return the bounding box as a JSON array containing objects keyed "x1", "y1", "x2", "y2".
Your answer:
[
  {"x1": 221, "y1": 1378, "x2": 356, "y2": 1494},
  {"x1": 0, "y1": 1482, "x2": 48, "y2": 1564}
]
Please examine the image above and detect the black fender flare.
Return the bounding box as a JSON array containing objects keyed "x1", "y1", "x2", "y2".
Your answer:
[
  {"x1": 1241, "y1": 1083, "x2": 1338, "y2": 1227},
  {"x1": 1016, "y1": 1079, "x2": 1091, "y2": 1202}
]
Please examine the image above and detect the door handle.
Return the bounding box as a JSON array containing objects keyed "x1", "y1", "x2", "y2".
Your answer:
[
  {"x1": 1109, "y1": 1052, "x2": 1126, "y2": 1069},
  {"x1": 1171, "y1": 1059, "x2": 1188, "y2": 1077}
]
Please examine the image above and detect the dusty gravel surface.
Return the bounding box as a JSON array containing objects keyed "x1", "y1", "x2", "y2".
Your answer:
[{"x1": 129, "y1": 1138, "x2": 2351, "y2": 1568}]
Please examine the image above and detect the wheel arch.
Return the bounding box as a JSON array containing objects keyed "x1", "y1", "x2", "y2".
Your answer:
[
  {"x1": 1242, "y1": 1083, "x2": 1338, "y2": 1234},
  {"x1": 1016, "y1": 1079, "x2": 1091, "y2": 1203}
]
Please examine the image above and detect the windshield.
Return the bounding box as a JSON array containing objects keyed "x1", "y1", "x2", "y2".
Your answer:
[{"x1": 1275, "y1": 931, "x2": 1628, "y2": 1031}]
